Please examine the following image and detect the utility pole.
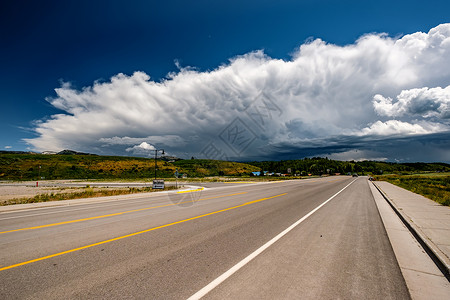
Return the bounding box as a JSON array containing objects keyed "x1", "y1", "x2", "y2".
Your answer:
[
  {"x1": 151, "y1": 149, "x2": 165, "y2": 190},
  {"x1": 153, "y1": 149, "x2": 165, "y2": 179},
  {"x1": 154, "y1": 150, "x2": 157, "y2": 180},
  {"x1": 37, "y1": 165, "x2": 41, "y2": 187}
]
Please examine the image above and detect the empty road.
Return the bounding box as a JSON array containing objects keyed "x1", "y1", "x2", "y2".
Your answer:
[{"x1": 0, "y1": 177, "x2": 410, "y2": 299}]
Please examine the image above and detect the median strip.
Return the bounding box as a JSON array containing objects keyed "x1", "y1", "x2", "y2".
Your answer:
[{"x1": 0, "y1": 192, "x2": 287, "y2": 271}]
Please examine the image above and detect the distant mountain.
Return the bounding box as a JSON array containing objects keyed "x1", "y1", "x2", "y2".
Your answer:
[
  {"x1": 0, "y1": 150, "x2": 37, "y2": 154},
  {"x1": 160, "y1": 155, "x2": 182, "y2": 162},
  {"x1": 0, "y1": 149, "x2": 96, "y2": 155},
  {"x1": 56, "y1": 149, "x2": 97, "y2": 156}
]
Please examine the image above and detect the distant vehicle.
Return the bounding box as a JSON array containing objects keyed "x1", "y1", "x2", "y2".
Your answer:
[{"x1": 352, "y1": 173, "x2": 358, "y2": 177}]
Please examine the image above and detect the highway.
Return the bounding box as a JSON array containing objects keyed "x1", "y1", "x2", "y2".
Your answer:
[{"x1": 0, "y1": 177, "x2": 410, "y2": 299}]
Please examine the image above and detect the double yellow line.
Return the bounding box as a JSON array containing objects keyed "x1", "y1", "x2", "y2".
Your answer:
[{"x1": 0, "y1": 192, "x2": 287, "y2": 271}]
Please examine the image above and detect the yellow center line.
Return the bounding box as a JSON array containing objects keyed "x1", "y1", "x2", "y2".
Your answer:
[
  {"x1": 0, "y1": 192, "x2": 287, "y2": 271},
  {"x1": 177, "y1": 188, "x2": 205, "y2": 193},
  {"x1": 222, "y1": 181, "x2": 257, "y2": 184},
  {"x1": 0, "y1": 192, "x2": 247, "y2": 235}
]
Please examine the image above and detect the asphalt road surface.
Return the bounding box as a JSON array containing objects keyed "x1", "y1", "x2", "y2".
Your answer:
[{"x1": 0, "y1": 177, "x2": 410, "y2": 299}]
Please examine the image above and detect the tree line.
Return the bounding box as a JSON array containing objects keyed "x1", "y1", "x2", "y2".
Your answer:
[{"x1": 247, "y1": 157, "x2": 450, "y2": 175}]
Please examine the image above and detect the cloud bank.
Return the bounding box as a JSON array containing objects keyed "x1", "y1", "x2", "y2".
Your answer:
[{"x1": 26, "y1": 24, "x2": 450, "y2": 162}]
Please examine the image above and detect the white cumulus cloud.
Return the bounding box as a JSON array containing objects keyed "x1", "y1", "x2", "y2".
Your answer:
[
  {"x1": 125, "y1": 142, "x2": 156, "y2": 156},
  {"x1": 373, "y1": 85, "x2": 450, "y2": 119},
  {"x1": 358, "y1": 120, "x2": 447, "y2": 136},
  {"x1": 25, "y1": 23, "x2": 450, "y2": 162}
]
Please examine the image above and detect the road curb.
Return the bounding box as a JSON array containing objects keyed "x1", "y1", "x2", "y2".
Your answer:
[{"x1": 371, "y1": 181, "x2": 450, "y2": 281}]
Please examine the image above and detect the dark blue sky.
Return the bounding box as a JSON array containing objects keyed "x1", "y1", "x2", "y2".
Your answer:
[{"x1": 1, "y1": 0, "x2": 449, "y2": 161}]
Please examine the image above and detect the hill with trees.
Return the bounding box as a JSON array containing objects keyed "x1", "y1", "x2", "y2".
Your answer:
[
  {"x1": 0, "y1": 152, "x2": 259, "y2": 180},
  {"x1": 1, "y1": 152, "x2": 448, "y2": 180},
  {"x1": 246, "y1": 157, "x2": 450, "y2": 176}
]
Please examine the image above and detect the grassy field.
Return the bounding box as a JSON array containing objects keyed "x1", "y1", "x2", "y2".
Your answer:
[{"x1": 375, "y1": 173, "x2": 450, "y2": 206}]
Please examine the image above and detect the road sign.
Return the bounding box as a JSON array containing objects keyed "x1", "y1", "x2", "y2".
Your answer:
[{"x1": 152, "y1": 179, "x2": 165, "y2": 189}]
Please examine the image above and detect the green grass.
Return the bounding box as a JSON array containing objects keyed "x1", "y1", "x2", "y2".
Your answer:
[
  {"x1": 375, "y1": 174, "x2": 450, "y2": 206},
  {"x1": 399, "y1": 172, "x2": 450, "y2": 177},
  {"x1": 1, "y1": 186, "x2": 179, "y2": 206}
]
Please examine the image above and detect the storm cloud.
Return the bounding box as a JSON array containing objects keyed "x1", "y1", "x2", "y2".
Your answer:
[{"x1": 26, "y1": 24, "x2": 450, "y2": 162}]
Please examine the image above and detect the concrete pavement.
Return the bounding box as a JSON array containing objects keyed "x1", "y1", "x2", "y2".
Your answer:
[{"x1": 373, "y1": 181, "x2": 450, "y2": 279}]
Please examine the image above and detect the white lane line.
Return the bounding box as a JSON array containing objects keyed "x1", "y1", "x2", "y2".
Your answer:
[{"x1": 188, "y1": 178, "x2": 357, "y2": 300}]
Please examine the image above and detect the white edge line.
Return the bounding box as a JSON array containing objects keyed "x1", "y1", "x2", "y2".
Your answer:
[{"x1": 187, "y1": 178, "x2": 357, "y2": 300}]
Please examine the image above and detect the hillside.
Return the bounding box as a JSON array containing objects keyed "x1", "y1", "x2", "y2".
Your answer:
[
  {"x1": 1, "y1": 152, "x2": 449, "y2": 181},
  {"x1": 0, "y1": 153, "x2": 259, "y2": 180},
  {"x1": 172, "y1": 159, "x2": 259, "y2": 177}
]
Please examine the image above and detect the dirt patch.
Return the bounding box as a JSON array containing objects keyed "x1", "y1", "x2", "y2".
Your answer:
[
  {"x1": 0, "y1": 181, "x2": 177, "y2": 205},
  {"x1": 0, "y1": 183, "x2": 128, "y2": 204},
  {"x1": 0, "y1": 185, "x2": 58, "y2": 201}
]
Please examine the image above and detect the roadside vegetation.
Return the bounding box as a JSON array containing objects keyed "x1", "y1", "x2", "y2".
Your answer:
[
  {"x1": 1, "y1": 152, "x2": 449, "y2": 181},
  {"x1": 0, "y1": 153, "x2": 259, "y2": 180},
  {"x1": 375, "y1": 173, "x2": 450, "y2": 206},
  {"x1": 248, "y1": 158, "x2": 450, "y2": 176},
  {"x1": 1, "y1": 186, "x2": 178, "y2": 206},
  {"x1": 172, "y1": 159, "x2": 260, "y2": 177},
  {"x1": 2, "y1": 152, "x2": 450, "y2": 206}
]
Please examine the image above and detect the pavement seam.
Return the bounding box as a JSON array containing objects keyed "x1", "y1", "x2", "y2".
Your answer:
[{"x1": 372, "y1": 181, "x2": 450, "y2": 281}]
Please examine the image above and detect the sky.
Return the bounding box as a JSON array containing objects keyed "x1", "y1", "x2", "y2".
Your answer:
[{"x1": 1, "y1": 0, "x2": 450, "y2": 162}]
